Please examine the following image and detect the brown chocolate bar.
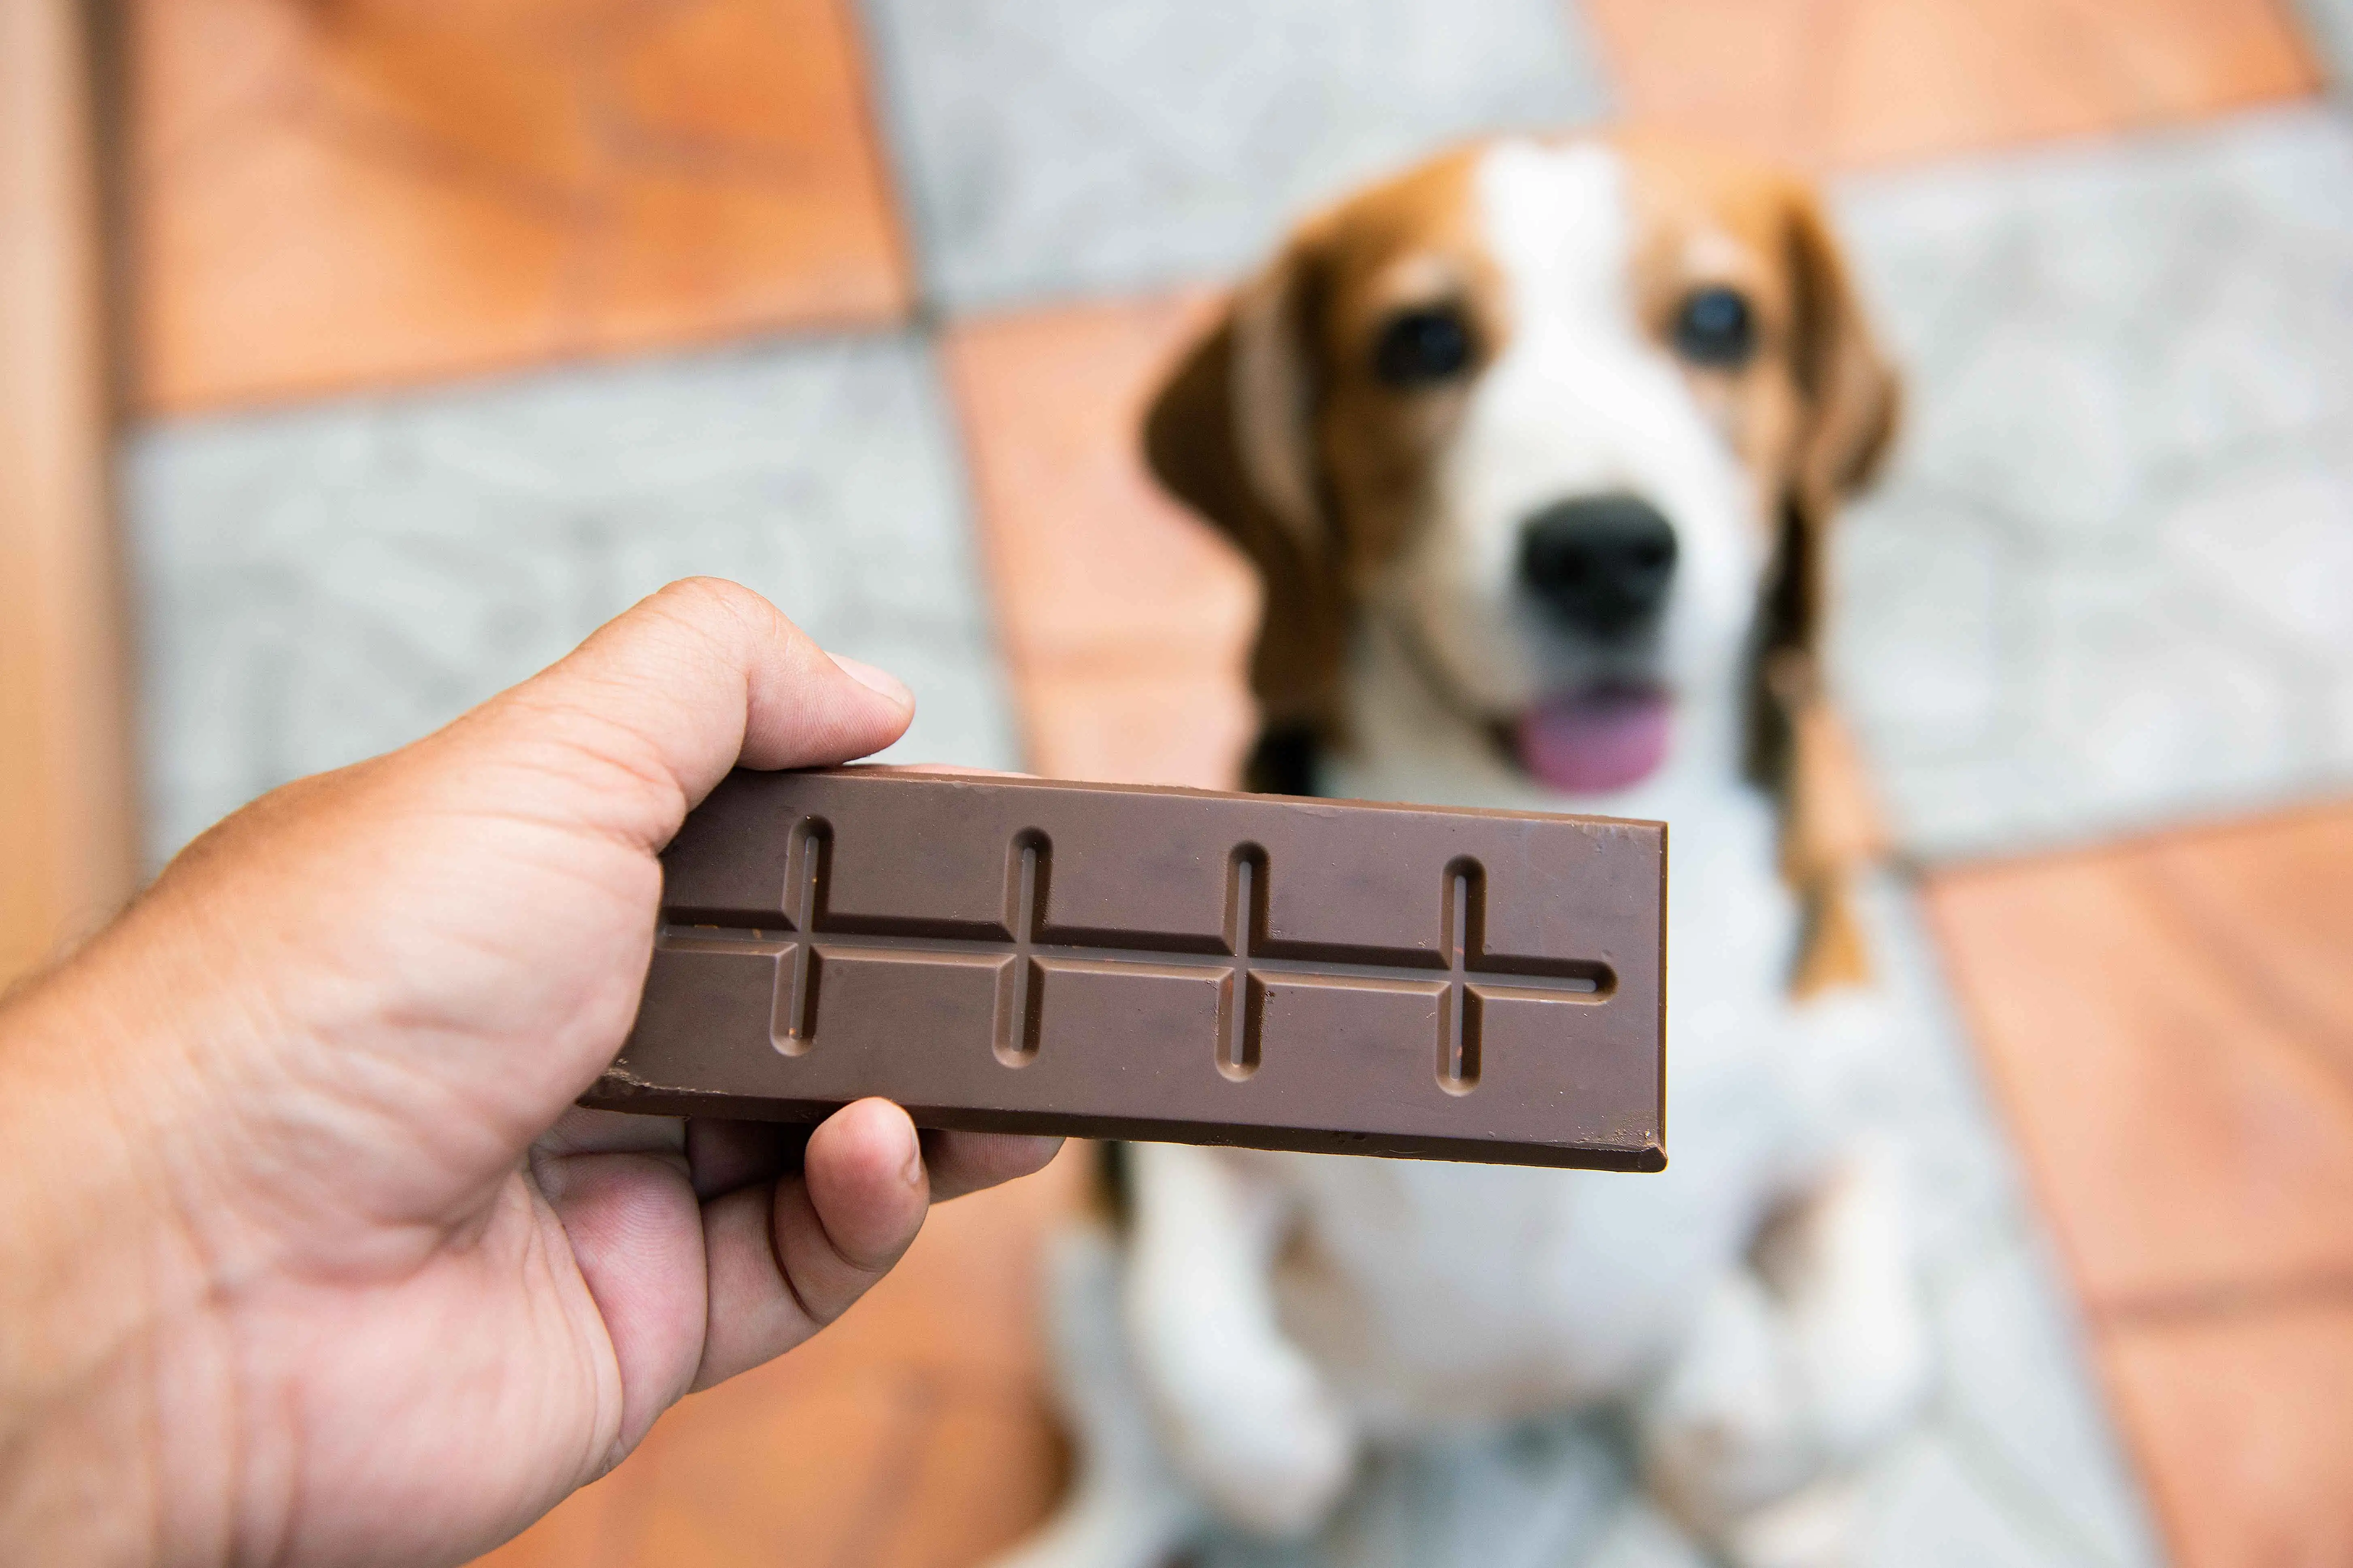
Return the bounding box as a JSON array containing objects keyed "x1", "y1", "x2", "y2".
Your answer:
[{"x1": 583, "y1": 767, "x2": 1666, "y2": 1170}]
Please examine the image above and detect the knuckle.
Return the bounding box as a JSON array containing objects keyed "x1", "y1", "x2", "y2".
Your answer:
[{"x1": 657, "y1": 576, "x2": 768, "y2": 635}]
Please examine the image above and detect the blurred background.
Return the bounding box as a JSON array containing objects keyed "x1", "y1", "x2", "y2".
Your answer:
[{"x1": 5, "y1": 0, "x2": 2353, "y2": 1563}]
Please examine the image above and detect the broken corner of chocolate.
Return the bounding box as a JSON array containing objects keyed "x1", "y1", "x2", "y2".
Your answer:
[{"x1": 582, "y1": 767, "x2": 1667, "y2": 1171}]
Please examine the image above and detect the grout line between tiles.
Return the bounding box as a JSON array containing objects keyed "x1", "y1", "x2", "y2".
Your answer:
[{"x1": 2091, "y1": 1267, "x2": 2353, "y2": 1331}]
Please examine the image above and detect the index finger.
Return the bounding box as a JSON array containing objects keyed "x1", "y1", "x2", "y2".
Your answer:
[{"x1": 457, "y1": 578, "x2": 916, "y2": 854}]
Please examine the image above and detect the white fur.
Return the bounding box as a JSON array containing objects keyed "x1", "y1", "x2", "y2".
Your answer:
[
  {"x1": 990, "y1": 137, "x2": 1928, "y2": 1568},
  {"x1": 1122, "y1": 1141, "x2": 1358, "y2": 1534},
  {"x1": 987, "y1": 1226, "x2": 1198, "y2": 1568}
]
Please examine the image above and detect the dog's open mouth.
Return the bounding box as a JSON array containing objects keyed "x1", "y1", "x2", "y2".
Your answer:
[{"x1": 1509, "y1": 682, "x2": 1673, "y2": 794}]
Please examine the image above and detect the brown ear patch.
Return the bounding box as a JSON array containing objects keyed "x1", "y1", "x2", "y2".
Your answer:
[
  {"x1": 1763, "y1": 176, "x2": 1902, "y2": 996},
  {"x1": 1142, "y1": 259, "x2": 1353, "y2": 741},
  {"x1": 1141, "y1": 148, "x2": 1491, "y2": 751},
  {"x1": 1785, "y1": 187, "x2": 1902, "y2": 518}
]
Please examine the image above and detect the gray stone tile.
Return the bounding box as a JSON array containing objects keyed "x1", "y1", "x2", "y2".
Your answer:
[
  {"x1": 1928, "y1": 1232, "x2": 2165, "y2": 1568},
  {"x1": 858, "y1": 0, "x2": 1609, "y2": 311},
  {"x1": 2294, "y1": 0, "x2": 2353, "y2": 91},
  {"x1": 1830, "y1": 105, "x2": 2353, "y2": 858},
  {"x1": 126, "y1": 335, "x2": 1017, "y2": 866},
  {"x1": 1579, "y1": 1500, "x2": 1710, "y2": 1568},
  {"x1": 1858, "y1": 1435, "x2": 2080, "y2": 1568}
]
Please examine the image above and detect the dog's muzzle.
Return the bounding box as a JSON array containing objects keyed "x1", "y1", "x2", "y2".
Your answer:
[{"x1": 1506, "y1": 493, "x2": 1679, "y2": 795}]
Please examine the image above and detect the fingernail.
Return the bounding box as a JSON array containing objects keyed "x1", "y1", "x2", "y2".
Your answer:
[
  {"x1": 829, "y1": 652, "x2": 913, "y2": 711},
  {"x1": 900, "y1": 1125, "x2": 925, "y2": 1190}
]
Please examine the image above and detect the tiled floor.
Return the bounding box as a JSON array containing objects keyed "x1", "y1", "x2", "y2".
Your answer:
[
  {"x1": 108, "y1": 0, "x2": 2353, "y2": 1564},
  {"x1": 2296, "y1": 0, "x2": 2353, "y2": 86},
  {"x1": 860, "y1": 0, "x2": 1608, "y2": 310},
  {"x1": 128, "y1": 0, "x2": 910, "y2": 411},
  {"x1": 2097, "y1": 1298, "x2": 2353, "y2": 1568},
  {"x1": 1587, "y1": 0, "x2": 2318, "y2": 170},
  {"x1": 1929, "y1": 803, "x2": 2353, "y2": 1563}
]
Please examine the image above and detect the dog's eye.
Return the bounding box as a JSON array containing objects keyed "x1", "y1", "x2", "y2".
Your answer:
[
  {"x1": 1672, "y1": 287, "x2": 1755, "y2": 368},
  {"x1": 1372, "y1": 307, "x2": 1474, "y2": 387}
]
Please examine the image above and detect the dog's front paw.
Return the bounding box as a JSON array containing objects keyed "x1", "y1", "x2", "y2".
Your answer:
[
  {"x1": 1155, "y1": 1356, "x2": 1357, "y2": 1538},
  {"x1": 1637, "y1": 1271, "x2": 1819, "y2": 1537},
  {"x1": 1719, "y1": 1475, "x2": 1863, "y2": 1568},
  {"x1": 1120, "y1": 1140, "x2": 1360, "y2": 1538}
]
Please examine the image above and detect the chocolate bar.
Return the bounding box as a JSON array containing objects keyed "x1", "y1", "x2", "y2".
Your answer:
[{"x1": 583, "y1": 768, "x2": 1666, "y2": 1170}]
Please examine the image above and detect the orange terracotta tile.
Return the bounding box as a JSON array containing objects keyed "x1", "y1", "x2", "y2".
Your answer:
[
  {"x1": 941, "y1": 293, "x2": 1258, "y2": 665},
  {"x1": 585, "y1": 0, "x2": 915, "y2": 354},
  {"x1": 872, "y1": 1391, "x2": 1073, "y2": 1568},
  {"x1": 941, "y1": 294, "x2": 1263, "y2": 787},
  {"x1": 616, "y1": 1377, "x2": 931, "y2": 1567},
  {"x1": 2098, "y1": 1296, "x2": 2353, "y2": 1568},
  {"x1": 134, "y1": 0, "x2": 308, "y2": 161},
  {"x1": 2141, "y1": 803, "x2": 2353, "y2": 1057},
  {"x1": 302, "y1": 2, "x2": 601, "y2": 191},
  {"x1": 468, "y1": 1148, "x2": 1085, "y2": 1567},
  {"x1": 466, "y1": 1462, "x2": 640, "y2": 1568},
  {"x1": 1581, "y1": 0, "x2": 2323, "y2": 171},
  {"x1": 131, "y1": 0, "x2": 910, "y2": 411},
  {"x1": 140, "y1": 102, "x2": 583, "y2": 405},
  {"x1": 1927, "y1": 843, "x2": 2353, "y2": 1309}
]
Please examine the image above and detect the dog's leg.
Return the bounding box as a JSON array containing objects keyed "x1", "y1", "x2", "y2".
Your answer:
[
  {"x1": 983, "y1": 1220, "x2": 1199, "y2": 1568},
  {"x1": 1635, "y1": 1151, "x2": 1930, "y2": 1568},
  {"x1": 1123, "y1": 1141, "x2": 1359, "y2": 1537},
  {"x1": 1748, "y1": 1151, "x2": 1934, "y2": 1469}
]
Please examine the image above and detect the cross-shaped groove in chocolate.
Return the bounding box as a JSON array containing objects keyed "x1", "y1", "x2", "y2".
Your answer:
[{"x1": 666, "y1": 817, "x2": 1616, "y2": 1093}]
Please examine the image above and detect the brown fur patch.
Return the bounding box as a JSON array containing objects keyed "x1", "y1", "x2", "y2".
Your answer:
[{"x1": 1144, "y1": 149, "x2": 1499, "y2": 742}]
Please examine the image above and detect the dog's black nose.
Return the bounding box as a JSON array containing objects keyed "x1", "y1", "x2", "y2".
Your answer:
[{"x1": 1518, "y1": 494, "x2": 1679, "y2": 637}]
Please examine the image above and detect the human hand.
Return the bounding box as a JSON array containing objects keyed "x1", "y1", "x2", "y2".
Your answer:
[{"x1": 0, "y1": 579, "x2": 1061, "y2": 1568}]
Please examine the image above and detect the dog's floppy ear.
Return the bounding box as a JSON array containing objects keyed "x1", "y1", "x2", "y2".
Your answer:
[
  {"x1": 1144, "y1": 246, "x2": 1351, "y2": 745},
  {"x1": 1770, "y1": 181, "x2": 1900, "y2": 678},
  {"x1": 1759, "y1": 182, "x2": 1900, "y2": 998}
]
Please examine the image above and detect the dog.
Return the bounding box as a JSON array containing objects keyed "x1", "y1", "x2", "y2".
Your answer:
[{"x1": 992, "y1": 131, "x2": 1928, "y2": 1568}]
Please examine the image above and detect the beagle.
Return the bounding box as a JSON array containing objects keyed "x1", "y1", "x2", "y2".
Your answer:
[{"x1": 993, "y1": 133, "x2": 1926, "y2": 1568}]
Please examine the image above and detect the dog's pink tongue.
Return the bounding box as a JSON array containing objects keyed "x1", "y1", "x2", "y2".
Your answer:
[{"x1": 1515, "y1": 687, "x2": 1673, "y2": 794}]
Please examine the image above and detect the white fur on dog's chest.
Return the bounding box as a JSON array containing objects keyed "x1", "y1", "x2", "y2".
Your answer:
[{"x1": 1252, "y1": 641, "x2": 1814, "y2": 1428}]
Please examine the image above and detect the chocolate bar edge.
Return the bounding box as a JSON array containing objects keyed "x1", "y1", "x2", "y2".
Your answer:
[
  {"x1": 577, "y1": 1077, "x2": 1670, "y2": 1173},
  {"x1": 845, "y1": 762, "x2": 1668, "y2": 831}
]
